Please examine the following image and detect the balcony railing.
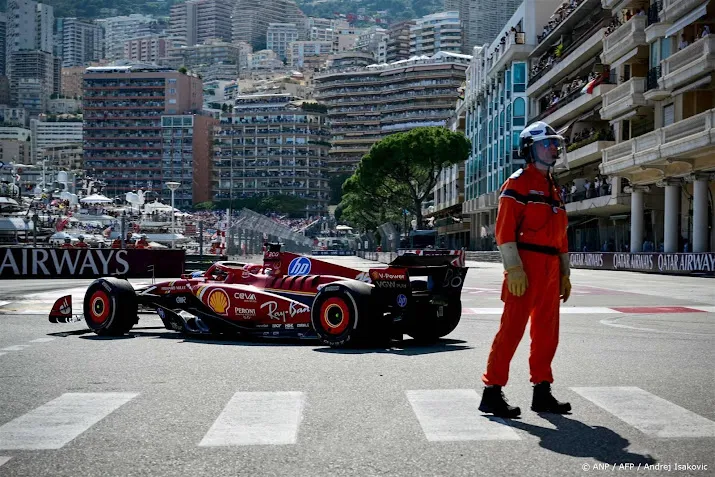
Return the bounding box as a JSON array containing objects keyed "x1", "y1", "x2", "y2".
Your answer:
[
  {"x1": 662, "y1": 0, "x2": 703, "y2": 23},
  {"x1": 602, "y1": 16, "x2": 647, "y2": 65},
  {"x1": 646, "y1": 65, "x2": 662, "y2": 91},
  {"x1": 647, "y1": 0, "x2": 662, "y2": 26},
  {"x1": 602, "y1": 108, "x2": 715, "y2": 168},
  {"x1": 601, "y1": 77, "x2": 646, "y2": 120},
  {"x1": 660, "y1": 36, "x2": 715, "y2": 90}
]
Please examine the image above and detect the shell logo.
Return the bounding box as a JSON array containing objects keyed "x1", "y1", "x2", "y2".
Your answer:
[
  {"x1": 370, "y1": 270, "x2": 380, "y2": 281},
  {"x1": 207, "y1": 288, "x2": 230, "y2": 315}
]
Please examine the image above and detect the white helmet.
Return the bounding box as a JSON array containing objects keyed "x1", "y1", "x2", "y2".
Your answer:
[{"x1": 519, "y1": 121, "x2": 568, "y2": 172}]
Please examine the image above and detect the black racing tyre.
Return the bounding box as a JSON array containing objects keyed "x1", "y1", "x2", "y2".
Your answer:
[
  {"x1": 310, "y1": 287, "x2": 363, "y2": 348},
  {"x1": 83, "y1": 278, "x2": 138, "y2": 336},
  {"x1": 408, "y1": 298, "x2": 462, "y2": 343}
]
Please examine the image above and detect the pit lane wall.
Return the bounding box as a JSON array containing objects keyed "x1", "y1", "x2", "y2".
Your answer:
[
  {"x1": 0, "y1": 247, "x2": 185, "y2": 279},
  {"x1": 357, "y1": 251, "x2": 715, "y2": 276}
]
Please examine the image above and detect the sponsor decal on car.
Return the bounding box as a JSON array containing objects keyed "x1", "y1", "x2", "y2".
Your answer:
[
  {"x1": 206, "y1": 288, "x2": 230, "y2": 315},
  {"x1": 233, "y1": 292, "x2": 257, "y2": 302},
  {"x1": 374, "y1": 281, "x2": 408, "y2": 289},
  {"x1": 289, "y1": 301, "x2": 309, "y2": 317},
  {"x1": 265, "y1": 251, "x2": 280, "y2": 259},
  {"x1": 284, "y1": 323, "x2": 294, "y2": 329},
  {"x1": 296, "y1": 323, "x2": 310, "y2": 328},
  {"x1": 287, "y1": 257, "x2": 311, "y2": 275},
  {"x1": 261, "y1": 300, "x2": 288, "y2": 322},
  {"x1": 176, "y1": 296, "x2": 187, "y2": 304},
  {"x1": 322, "y1": 285, "x2": 340, "y2": 292},
  {"x1": 255, "y1": 323, "x2": 269, "y2": 328},
  {"x1": 396, "y1": 294, "x2": 408, "y2": 308},
  {"x1": 234, "y1": 307, "x2": 256, "y2": 317}
]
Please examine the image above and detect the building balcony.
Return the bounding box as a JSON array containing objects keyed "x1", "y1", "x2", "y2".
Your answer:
[
  {"x1": 536, "y1": 83, "x2": 616, "y2": 127},
  {"x1": 567, "y1": 138, "x2": 617, "y2": 169},
  {"x1": 660, "y1": 36, "x2": 715, "y2": 91},
  {"x1": 661, "y1": 0, "x2": 705, "y2": 23},
  {"x1": 532, "y1": 0, "x2": 603, "y2": 58},
  {"x1": 600, "y1": 108, "x2": 715, "y2": 177},
  {"x1": 601, "y1": 77, "x2": 647, "y2": 120},
  {"x1": 601, "y1": 16, "x2": 647, "y2": 66},
  {"x1": 643, "y1": 65, "x2": 671, "y2": 100},
  {"x1": 486, "y1": 32, "x2": 529, "y2": 80},
  {"x1": 565, "y1": 190, "x2": 630, "y2": 215},
  {"x1": 528, "y1": 28, "x2": 607, "y2": 97}
]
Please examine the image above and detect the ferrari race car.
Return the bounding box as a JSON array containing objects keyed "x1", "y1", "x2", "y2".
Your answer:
[{"x1": 49, "y1": 244, "x2": 468, "y2": 347}]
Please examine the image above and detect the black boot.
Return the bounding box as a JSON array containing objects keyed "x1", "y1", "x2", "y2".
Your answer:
[
  {"x1": 531, "y1": 381, "x2": 571, "y2": 414},
  {"x1": 479, "y1": 385, "x2": 521, "y2": 418}
]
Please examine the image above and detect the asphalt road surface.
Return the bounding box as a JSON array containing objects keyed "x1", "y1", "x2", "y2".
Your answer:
[{"x1": 0, "y1": 257, "x2": 713, "y2": 476}]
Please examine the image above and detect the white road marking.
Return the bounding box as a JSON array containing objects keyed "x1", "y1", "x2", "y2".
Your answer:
[
  {"x1": 0, "y1": 301, "x2": 10, "y2": 307},
  {"x1": 571, "y1": 387, "x2": 715, "y2": 438},
  {"x1": 0, "y1": 353, "x2": 6, "y2": 357},
  {"x1": 406, "y1": 389, "x2": 521, "y2": 441},
  {"x1": 29, "y1": 338, "x2": 55, "y2": 343},
  {"x1": 467, "y1": 307, "x2": 618, "y2": 315},
  {"x1": 689, "y1": 306, "x2": 715, "y2": 313},
  {"x1": 0, "y1": 392, "x2": 138, "y2": 450},
  {"x1": 0, "y1": 345, "x2": 30, "y2": 351},
  {"x1": 599, "y1": 318, "x2": 704, "y2": 336},
  {"x1": 199, "y1": 391, "x2": 304, "y2": 446},
  {"x1": 0, "y1": 456, "x2": 11, "y2": 467}
]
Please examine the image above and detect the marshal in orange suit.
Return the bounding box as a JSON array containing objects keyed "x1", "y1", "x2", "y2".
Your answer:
[{"x1": 478, "y1": 121, "x2": 573, "y2": 418}]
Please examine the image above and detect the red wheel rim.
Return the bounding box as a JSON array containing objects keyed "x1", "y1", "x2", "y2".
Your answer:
[
  {"x1": 88, "y1": 290, "x2": 110, "y2": 324},
  {"x1": 319, "y1": 297, "x2": 350, "y2": 335}
]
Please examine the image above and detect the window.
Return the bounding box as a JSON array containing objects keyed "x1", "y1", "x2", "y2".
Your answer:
[
  {"x1": 663, "y1": 104, "x2": 674, "y2": 126},
  {"x1": 513, "y1": 63, "x2": 526, "y2": 92},
  {"x1": 169, "y1": 88, "x2": 176, "y2": 94},
  {"x1": 513, "y1": 98, "x2": 526, "y2": 126},
  {"x1": 169, "y1": 99, "x2": 177, "y2": 104},
  {"x1": 660, "y1": 37, "x2": 671, "y2": 61}
]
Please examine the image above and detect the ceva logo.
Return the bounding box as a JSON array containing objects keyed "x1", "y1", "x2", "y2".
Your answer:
[{"x1": 287, "y1": 257, "x2": 312, "y2": 275}]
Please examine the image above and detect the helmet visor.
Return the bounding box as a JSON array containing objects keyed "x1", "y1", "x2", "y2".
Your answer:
[{"x1": 532, "y1": 136, "x2": 568, "y2": 171}]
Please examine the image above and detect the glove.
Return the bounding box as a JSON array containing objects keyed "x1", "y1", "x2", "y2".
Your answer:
[
  {"x1": 558, "y1": 253, "x2": 571, "y2": 302},
  {"x1": 506, "y1": 265, "x2": 528, "y2": 297},
  {"x1": 560, "y1": 275, "x2": 571, "y2": 302}
]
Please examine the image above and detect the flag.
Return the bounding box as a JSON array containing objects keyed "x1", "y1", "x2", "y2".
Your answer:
[
  {"x1": 56, "y1": 218, "x2": 69, "y2": 232},
  {"x1": 581, "y1": 75, "x2": 604, "y2": 95},
  {"x1": 102, "y1": 225, "x2": 113, "y2": 238}
]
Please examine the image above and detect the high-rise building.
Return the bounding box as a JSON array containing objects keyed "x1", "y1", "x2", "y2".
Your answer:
[
  {"x1": 124, "y1": 36, "x2": 167, "y2": 64},
  {"x1": 9, "y1": 50, "x2": 54, "y2": 115},
  {"x1": 266, "y1": 23, "x2": 299, "y2": 62},
  {"x1": 168, "y1": 0, "x2": 232, "y2": 47},
  {"x1": 61, "y1": 66, "x2": 85, "y2": 99},
  {"x1": 5, "y1": 0, "x2": 54, "y2": 79},
  {"x1": 30, "y1": 116, "x2": 83, "y2": 163},
  {"x1": 61, "y1": 18, "x2": 104, "y2": 67},
  {"x1": 386, "y1": 20, "x2": 415, "y2": 63},
  {"x1": 0, "y1": 13, "x2": 6, "y2": 76},
  {"x1": 82, "y1": 65, "x2": 207, "y2": 205},
  {"x1": 410, "y1": 11, "x2": 462, "y2": 57},
  {"x1": 288, "y1": 41, "x2": 332, "y2": 68},
  {"x1": 444, "y1": 0, "x2": 521, "y2": 54},
  {"x1": 213, "y1": 94, "x2": 330, "y2": 213},
  {"x1": 314, "y1": 52, "x2": 470, "y2": 174},
  {"x1": 97, "y1": 14, "x2": 162, "y2": 61},
  {"x1": 232, "y1": 0, "x2": 306, "y2": 51},
  {"x1": 461, "y1": 0, "x2": 562, "y2": 246},
  {"x1": 305, "y1": 18, "x2": 349, "y2": 42}
]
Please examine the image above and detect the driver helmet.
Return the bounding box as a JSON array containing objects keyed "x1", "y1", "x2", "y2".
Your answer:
[{"x1": 518, "y1": 121, "x2": 568, "y2": 172}]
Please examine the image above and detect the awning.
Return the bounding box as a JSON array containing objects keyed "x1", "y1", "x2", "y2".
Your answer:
[
  {"x1": 665, "y1": 1, "x2": 708, "y2": 38},
  {"x1": 0, "y1": 218, "x2": 31, "y2": 232},
  {"x1": 608, "y1": 47, "x2": 639, "y2": 70}
]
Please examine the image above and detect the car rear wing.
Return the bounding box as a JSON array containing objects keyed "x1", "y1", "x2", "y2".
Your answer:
[{"x1": 392, "y1": 248, "x2": 466, "y2": 268}]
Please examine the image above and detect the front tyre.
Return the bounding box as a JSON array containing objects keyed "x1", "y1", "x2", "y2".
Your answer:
[
  {"x1": 311, "y1": 288, "x2": 361, "y2": 347},
  {"x1": 83, "y1": 278, "x2": 138, "y2": 336}
]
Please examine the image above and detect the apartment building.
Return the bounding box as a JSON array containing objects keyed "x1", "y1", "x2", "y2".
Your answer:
[
  {"x1": 82, "y1": 65, "x2": 207, "y2": 206},
  {"x1": 9, "y1": 50, "x2": 55, "y2": 115},
  {"x1": 461, "y1": 0, "x2": 561, "y2": 248},
  {"x1": 30, "y1": 116, "x2": 82, "y2": 163},
  {"x1": 60, "y1": 18, "x2": 104, "y2": 67},
  {"x1": 212, "y1": 94, "x2": 330, "y2": 213},
  {"x1": 386, "y1": 20, "x2": 415, "y2": 63},
  {"x1": 314, "y1": 52, "x2": 470, "y2": 175},
  {"x1": 288, "y1": 41, "x2": 332, "y2": 68},
  {"x1": 356, "y1": 27, "x2": 387, "y2": 60},
  {"x1": 0, "y1": 138, "x2": 31, "y2": 164},
  {"x1": 444, "y1": 0, "x2": 521, "y2": 54},
  {"x1": 124, "y1": 36, "x2": 167, "y2": 64},
  {"x1": 97, "y1": 15, "x2": 163, "y2": 60},
  {"x1": 0, "y1": 13, "x2": 7, "y2": 76},
  {"x1": 168, "y1": 0, "x2": 232, "y2": 47},
  {"x1": 5, "y1": 0, "x2": 53, "y2": 79},
  {"x1": 61, "y1": 66, "x2": 85, "y2": 98},
  {"x1": 0, "y1": 107, "x2": 29, "y2": 127},
  {"x1": 232, "y1": 0, "x2": 306, "y2": 50},
  {"x1": 410, "y1": 11, "x2": 462, "y2": 57},
  {"x1": 523, "y1": 0, "x2": 617, "y2": 252},
  {"x1": 597, "y1": 0, "x2": 715, "y2": 253},
  {"x1": 267, "y1": 23, "x2": 299, "y2": 62},
  {"x1": 306, "y1": 18, "x2": 349, "y2": 42}
]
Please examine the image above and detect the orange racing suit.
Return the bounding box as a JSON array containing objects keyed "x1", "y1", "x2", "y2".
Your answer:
[{"x1": 482, "y1": 164, "x2": 568, "y2": 386}]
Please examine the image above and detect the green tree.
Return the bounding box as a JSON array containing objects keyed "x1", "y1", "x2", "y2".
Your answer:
[
  {"x1": 329, "y1": 173, "x2": 351, "y2": 205},
  {"x1": 340, "y1": 127, "x2": 470, "y2": 230},
  {"x1": 178, "y1": 66, "x2": 188, "y2": 74},
  {"x1": 194, "y1": 201, "x2": 215, "y2": 211}
]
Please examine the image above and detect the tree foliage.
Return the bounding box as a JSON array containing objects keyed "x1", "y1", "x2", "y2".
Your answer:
[
  {"x1": 296, "y1": 0, "x2": 443, "y2": 24},
  {"x1": 213, "y1": 194, "x2": 309, "y2": 218},
  {"x1": 339, "y1": 127, "x2": 470, "y2": 231},
  {"x1": 328, "y1": 173, "x2": 351, "y2": 205}
]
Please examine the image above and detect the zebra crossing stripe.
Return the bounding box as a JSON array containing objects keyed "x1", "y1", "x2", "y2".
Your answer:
[
  {"x1": 0, "y1": 345, "x2": 30, "y2": 351},
  {"x1": 571, "y1": 387, "x2": 715, "y2": 438},
  {"x1": 0, "y1": 392, "x2": 138, "y2": 450},
  {"x1": 0, "y1": 456, "x2": 11, "y2": 467},
  {"x1": 199, "y1": 391, "x2": 304, "y2": 446},
  {"x1": 406, "y1": 389, "x2": 521, "y2": 441}
]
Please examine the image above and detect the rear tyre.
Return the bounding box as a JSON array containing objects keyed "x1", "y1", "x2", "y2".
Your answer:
[
  {"x1": 83, "y1": 278, "x2": 138, "y2": 336},
  {"x1": 311, "y1": 288, "x2": 362, "y2": 348},
  {"x1": 407, "y1": 298, "x2": 462, "y2": 343}
]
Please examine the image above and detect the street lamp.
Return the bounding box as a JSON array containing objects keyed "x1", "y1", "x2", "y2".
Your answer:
[{"x1": 165, "y1": 181, "x2": 181, "y2": 248}]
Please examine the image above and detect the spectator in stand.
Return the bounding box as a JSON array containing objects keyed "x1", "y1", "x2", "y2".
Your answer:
[
  {"x1": 60, "y1": 238, "x2": 74, "y2": 249},
  {"x1": 75, "y1": 236, "x2": 89, "y2": 248},
  {"x1": 701, "y1": 25, "x2": 711, "y2": 38},
  {"x1": 594, "y1": 177, "x2": 601, "y2": 197},
  {"x1": 584, "y1": 179, "x2": 591, "y2": 199}
]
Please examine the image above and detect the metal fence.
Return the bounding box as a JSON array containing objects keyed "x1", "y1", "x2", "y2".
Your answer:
[{"x1": 225, "y1": 208, "x2": 314, "y2": 256}]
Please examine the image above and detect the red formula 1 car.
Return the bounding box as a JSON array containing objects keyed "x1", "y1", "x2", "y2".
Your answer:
[{"x1": 49, "y1": 244, "x2": 468, "y2": 347}]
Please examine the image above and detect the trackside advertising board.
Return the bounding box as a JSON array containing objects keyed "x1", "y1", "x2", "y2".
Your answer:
[
  {"x1": 569, "y1": 252, "x2": 715, "y2": 276},
  {"x1": 0, "y1": 248, "x2": 185, "y2": 279}
]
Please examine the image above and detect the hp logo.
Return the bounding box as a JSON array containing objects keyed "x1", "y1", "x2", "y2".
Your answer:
[
  {"x1": 287, "y1": 257, "x2": 312, "y2": 276},
  {"x1": 396, "y1": 294, "x2": 408, "y2": 308}
]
